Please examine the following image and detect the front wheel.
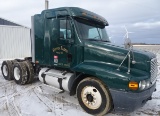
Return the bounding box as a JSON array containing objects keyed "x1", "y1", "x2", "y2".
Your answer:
[{"x1": 77, "y1": 77, "x2": 112, "y2": 116}]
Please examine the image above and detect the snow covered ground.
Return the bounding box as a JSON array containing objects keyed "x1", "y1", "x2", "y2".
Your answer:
[{"x1": 0, "y1": 46, "x2": 160, "y2": 116}]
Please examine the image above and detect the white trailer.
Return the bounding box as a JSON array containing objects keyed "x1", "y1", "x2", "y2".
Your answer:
[{"x1": 0, "y1": 25, "x2": 31, "y2": 59}]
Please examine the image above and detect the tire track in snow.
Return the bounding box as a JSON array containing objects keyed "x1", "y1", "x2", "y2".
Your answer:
[
  {"x1": 33, "y1": 86, "x2": 83, "y2": 115},
  {"x1": 4, "y1": 83, "x2": 18, "y2": 116},
  {"x1": 1, "y1": 82, "x2": 42, "y2": 116},
  {"x1": 33, "y1": 89, "x2": 56, "y2": 115}
]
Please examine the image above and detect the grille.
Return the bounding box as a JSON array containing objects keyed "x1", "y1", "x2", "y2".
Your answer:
[{"x1": 150, "y1": 58, "x2": 158, "y2": 82}]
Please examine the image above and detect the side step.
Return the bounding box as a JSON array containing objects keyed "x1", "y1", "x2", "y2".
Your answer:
[{"x1": 44, "y1": 72, "x2": 67, "y2": 79}]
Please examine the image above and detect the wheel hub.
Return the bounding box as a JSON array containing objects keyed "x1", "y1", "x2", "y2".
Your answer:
[
  {"x1": 86, "y1": 94, "x2": 94, "y2": 102},
  {"x1": 14, "y1": 67, "x2": 20, "y2": 80},
  {"x1": 3, "y1": 65, "x2": 8, "y2": 76},
  {"x1": 81, "y1": 86, "x2": 102, "y2": 109}
]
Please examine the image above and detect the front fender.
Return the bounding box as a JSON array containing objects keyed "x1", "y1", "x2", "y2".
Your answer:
[{"x1": 72, "y1": 60, "x2": 131, "y2": 90}]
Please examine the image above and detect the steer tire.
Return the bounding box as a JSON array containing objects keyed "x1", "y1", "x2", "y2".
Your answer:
[
  {"x1": 23, "y1": 60, "x2": 34, "y2": 84},
  {"x1": 1, "y1": 60, "x2": 13, "y2": 80},
  {"x1": 13, "y1": 62, "x2": 28, "y2": 85},
  {"x1": 77, "y1": 77, "x2": 112, "y2": 116}
]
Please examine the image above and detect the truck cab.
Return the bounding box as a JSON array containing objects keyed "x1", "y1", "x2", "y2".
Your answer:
[
  {"x1": 1, "y1": 7, "x2": 157, "y2": 115},
  {"x1": 33, "y1": 7, "x2": 109, "y2": 68}
]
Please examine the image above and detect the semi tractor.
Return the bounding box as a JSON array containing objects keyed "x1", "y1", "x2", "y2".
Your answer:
[{"x1": 1, "y1": 7, "x2": 158, "y2": 116}]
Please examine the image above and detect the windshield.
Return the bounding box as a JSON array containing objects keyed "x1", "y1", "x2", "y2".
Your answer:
[{"x1": 74, "y1": 18, "x2": 110, "y2": 42}]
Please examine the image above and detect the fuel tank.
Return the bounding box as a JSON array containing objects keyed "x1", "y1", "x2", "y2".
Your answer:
[{"x1": 39, "y1": 68, "x2": 75, "y2": 92}]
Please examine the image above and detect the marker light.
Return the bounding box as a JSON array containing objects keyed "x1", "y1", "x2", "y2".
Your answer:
[
  {"x1": 129, "y1": 81, "x2": 139, "y2": 90},
  {"x1": 35, "y1": 61, "x2": 39, "y2": 64}
]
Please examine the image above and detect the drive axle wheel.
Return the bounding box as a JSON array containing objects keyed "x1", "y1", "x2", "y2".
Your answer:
[
  {"x1": 23, "y1": 61, "x2": 34, "y2": 84},
  {"x1": 1, "y1": 60, "x2": 13, "y2": 80},
  {"x1": 13, "y1": 62, "x2": 28, "y2": 85},
  {"x1": 77, "y1": 77, "x2": 112, "y2": 116},
  {"x1": 11, "y1": 60, "x2": 18, "y2": 65}
]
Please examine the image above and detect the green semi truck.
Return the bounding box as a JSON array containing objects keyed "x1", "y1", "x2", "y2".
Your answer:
[{"x1": 1, "y1": 7, "x2": 158, "y2": 115}]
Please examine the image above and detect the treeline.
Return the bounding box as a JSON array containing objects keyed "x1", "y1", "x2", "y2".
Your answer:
[{"x1": 132, "y1": 43, "x2": 160, "y2": 45}]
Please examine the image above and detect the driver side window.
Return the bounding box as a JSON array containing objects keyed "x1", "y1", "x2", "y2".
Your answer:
[{"x1": 60, "y1": 19, "x2": 72, "y2": 40}]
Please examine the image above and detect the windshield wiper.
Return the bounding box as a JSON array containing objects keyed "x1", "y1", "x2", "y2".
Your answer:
[
  {"x1": 96, "y1": 28, "x2": 102, "y2": 41},
  {"x1": 84, "y1": 39, "x2": 109, "y2": 42},
  {"x1": 93, "y1": 36, "x2": 101, "y2": 39},
  {"x1": 101, "y1": 40, "x2": 110, "y2": 42}
]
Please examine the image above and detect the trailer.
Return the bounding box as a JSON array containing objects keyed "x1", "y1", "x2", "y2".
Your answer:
[
  {"x1": 0, "y1": 25, "x2": 31, "y2": 59},
  {"x1": 1, "y1": 7, "x2": 158, "y2": 115}
]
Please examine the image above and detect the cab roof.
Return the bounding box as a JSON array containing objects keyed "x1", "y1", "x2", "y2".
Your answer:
[{"x1": 40, "y1": 7, "x2": 109, "y2": 26}]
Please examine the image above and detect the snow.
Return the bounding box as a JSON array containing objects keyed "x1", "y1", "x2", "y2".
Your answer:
[{"x1": 0, "y1": 46, "x2": 160, "y2": 116}]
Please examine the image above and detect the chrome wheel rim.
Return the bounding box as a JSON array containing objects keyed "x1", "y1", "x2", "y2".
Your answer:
[
  {"x1": 81, "y1": 86, "x2": 102, "y2": 109},
  {"x1": 14, "y1": 67, "x2": 20, "y2": 80}
]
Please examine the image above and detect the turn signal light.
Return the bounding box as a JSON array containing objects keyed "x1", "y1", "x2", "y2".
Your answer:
[{"x1": 129, "y1": 81, "x2": 139, "y2": 90}]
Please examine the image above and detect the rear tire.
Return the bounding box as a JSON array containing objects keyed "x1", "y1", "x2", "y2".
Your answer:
[
  {"x1": 11, "y1": 60, "x2": 18, "y2": 65},
  {"x1": 13, "y1": 62, "x2": 28, "y2": 85},
  {"x1": 23, "y1": 61, "x2": 34, "y2": 84},
  {"x1": 1, "y1": 60, "x2": 13, "y2": 80},
  {"x1": 77, "y1": 77, "x2": 112, "y2": 116}
]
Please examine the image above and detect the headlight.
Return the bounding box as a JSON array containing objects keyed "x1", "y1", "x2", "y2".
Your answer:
[
  {"x1": 146, "y1": 81, "x2": 150, "y2": 88},
  {"x1": 139, "y1": 80, "x2": 150, "y2": 90},
  {"x1": 129, "y1": 80, "x2": 150, "y2": 91},
  {"x1": 139, "y1": 81, "x2": 142, "y2": 89},
  {"x1": 141, "y1": 80, "x2": 146, "y2": 90}
]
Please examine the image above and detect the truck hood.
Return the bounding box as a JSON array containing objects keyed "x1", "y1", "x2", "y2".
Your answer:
[{"x1": 84, "y1": 41, "x2": 156, "y2": 73}]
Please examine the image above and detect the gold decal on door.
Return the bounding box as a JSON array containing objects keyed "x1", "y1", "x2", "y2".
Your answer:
[{"x1": 53, "y1": 46, "x2": 68, "y2": 53}]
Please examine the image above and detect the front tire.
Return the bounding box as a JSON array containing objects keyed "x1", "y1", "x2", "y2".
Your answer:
[{"x1": 77, "y1": 77, "x2": 112, "y2": 116}]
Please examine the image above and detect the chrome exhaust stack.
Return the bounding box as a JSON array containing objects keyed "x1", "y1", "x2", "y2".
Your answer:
[{"x1": 45, "y1": 0, "x2": 49, "y2": 10}]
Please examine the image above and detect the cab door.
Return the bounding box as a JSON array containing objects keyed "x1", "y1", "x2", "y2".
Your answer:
[{"x1": 52, "y1": 17, "x2": 74, "y2": 68}]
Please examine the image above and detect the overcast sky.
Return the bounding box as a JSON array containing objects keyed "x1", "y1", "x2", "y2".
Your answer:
[{"x1": 0, "y1": 0, "x2": 159, "y2": 44}]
